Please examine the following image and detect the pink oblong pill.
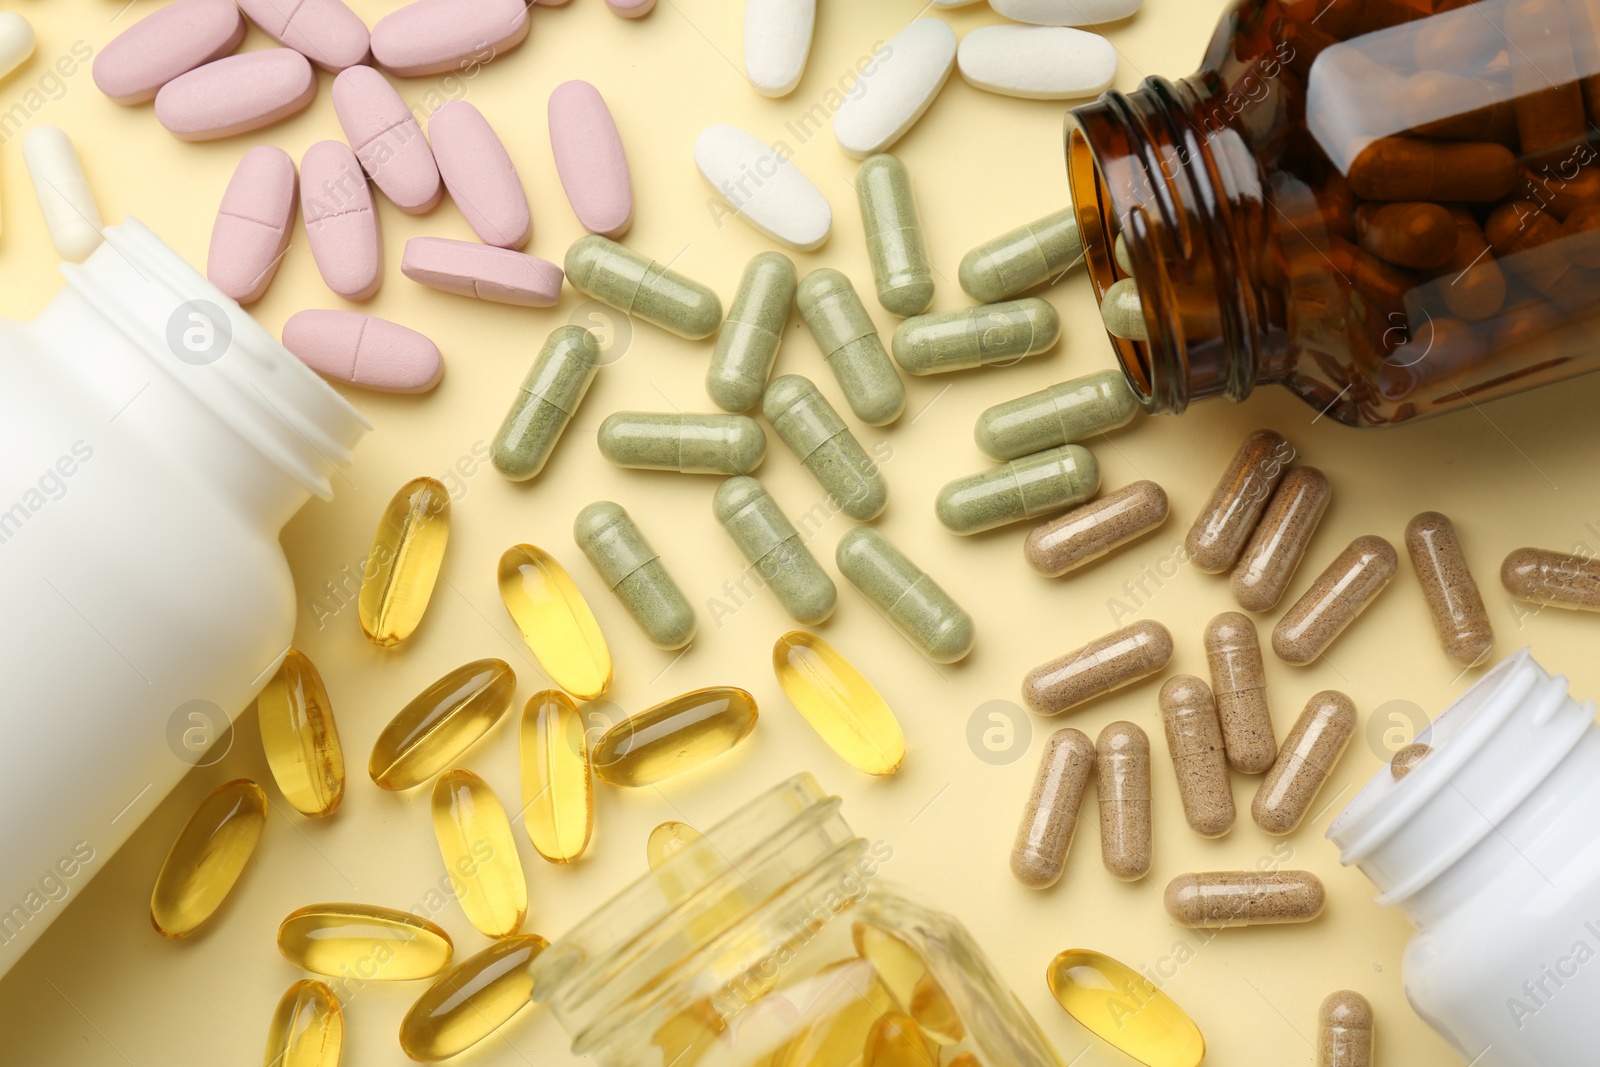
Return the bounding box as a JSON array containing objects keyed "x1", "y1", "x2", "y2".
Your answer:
[
  {"x1": 154, "y1": 49, "x2": 316, "y2": 141},
  {"x1": 370, "y1": 0, "x2": 529, "y2": 77},
  {"x1": 548, "y1": 80, "x2": 633, "y2": 238},
  {"x1": 429, "y1": 100, "x2": 531, "y2": 250},
  {"x1": 332, "y1": 66, "x2": 442, "y2": 214},
  {"x1": 301, "y1": 140, "x2": 382, "y2": 301},
  {"x1": 284, "y1": 310, "x2": 443, "y2": 393},
  {"x1": 208, "y1": 145, "x2": 298, "y2": 305},
  {"x1": 608, "y1": 0, "x2": 657, "y2": 17},
  {"x1": 236, "y1": 0, "x2": 370, "y2": 72},
  {"x1": 402, "y1": 236, "x2": 563, "y2": 307},
  {"x1": 93, "y1": 0, "x2": 245, "y2": 105}
]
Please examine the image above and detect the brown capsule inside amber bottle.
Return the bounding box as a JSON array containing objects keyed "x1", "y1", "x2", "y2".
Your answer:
[
  {"x1": 1405, "y1": 512, "x2": 1492, "y2": 667},
  {"x1": 1203, "y1": 611, "x2": 1276, "y2": 774},
  {"x1": 1024, "y1": 480, "x2": 1168, "y2": 577},
  {"x1": 1021, "y1": 620, "x2": 1173, "y2": 716},
  {"x1": 1158, "y1": 674, "x2": 1235, "y2": 838},
  {"x1": 1272, "y1": 536, "x2": 1398, "y2": 666},
  {"x1": 1438, "y1": 209, "x2": 1506, "y2": 322},
  {"x1": 1501, "y1": 547, "x2": 1600, "y2": 611},
  {"x1": 1164, "y1": 870, "x2": 1326, "y2": 928},
  {"x1": 1354, "y1": 202, "x2": 1457, "y2": 269},
  {"x1": 1231, "y1": 466, "x2": 1331, "y2": 613},
  {"x1": 1096, "y1": 721, "x2": 1151, "y2": 881},
  {"x1": 1253, "y1": 690, "x2": 1357, "y2": 836},
  {"x1": 1319, "y1": 989, "x2": 1375, "y2": 1067},
  {"x1": 1347, "y1": 138, "x2": 1517, "y2": 203},
  {"x1": 1185, "y1": 429, "x2": 1293, "y2": 573},
  {"x1": 1010, "y1": 727, "x2": 1095, "y2": 889}
]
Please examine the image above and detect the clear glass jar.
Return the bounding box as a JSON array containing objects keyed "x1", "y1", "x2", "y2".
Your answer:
[{"x1": 530, "y1": 774, "x2": 1062, "y2": 1067}]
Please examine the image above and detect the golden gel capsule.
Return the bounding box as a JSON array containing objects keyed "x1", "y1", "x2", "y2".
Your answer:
[
  {"x1": 1163, "y1": 870, "x2": 1326, "y2": 928},
  {"x1": 1011, "y1": 727, "x2": 1094, "y2": 888},
  {"x1": 1096, "y1": 721, "x2": 1152, "y2": 881},
  {"x1": 1047, "y1": 949, "x2": 1205, "y2": 1067},
  {"x1": 432, "y1": 769, "x2": 527, "y2": 938},
  {"x1": 1406, "y1": 512, "x2": 1492, "y2": 667},
  {"x1": 592, "y1": 687, "x2": 758, "y2": 787},
  {"x1": 1272, "y1": 536, "x2": 1398, "y2": 665},
  {"x1": 261, "y1": 979, "x2": 342, "y2": 1067},
  {"x1": 646, "y1": 820, "x2": 703, "y2": 869},
  {"x1": 278, "y1": 903, "x2": 454, "y2": 981},
  {"x1": 399, "y1": 934, "x2": 548, "y2": 1062},
  {"x1": 1185, "y1": 429, "x2": 1293, "y2": 573},
  {"x1": 1501, "y1": 546, "x2": 1600, "y2": 610},
  {"x1": 864, "y1": 1011, "x2": 938, "y2": 1067},
  {"x1": 359, "y1": 475, "x2": 450, "y2": 646},
  {"x1": 1253, "y1": 690, "x2": 1357, "y2": 836},
  {"x1": 258, "y1": 648, "x2": 345, "y2": 817},
  {"x1": 1159, "y1": 675, "x2": 1235, "y2": 838},
  {"x1": 1021, "y1": 619, "x2": 1173, "y2": 716},
  {"x1": 1203, "y1": 611, "x2": 1277, "y2": 774},
  {"x1": 1319, "y1": 990, "x2": 1375, "y2": 1067},
  {"x1": 853, "y1": 920, "x2": 964, "y2": 1045},
  {"x1": 519, "y1": 690, "x2": 593, "y2": 864},
  {"x1": 150, "y1": 778, "x2": 266, "y2": 938},
  {"x1": 780, "y1": 959, "x2": 898, "y2": 1065},
  {"x1": 772, "y1": 630, "x2": 905, "y2": 776},
  {"x1": 369, "y1": 658, "x2": 516, "y2": 790},
  {"x1": 497, "y1": 543, "x2": 613, "y2": 699}
]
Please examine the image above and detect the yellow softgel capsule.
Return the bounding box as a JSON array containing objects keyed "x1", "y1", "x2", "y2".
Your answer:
[
  {"x1": 260, "y1": 979, "x2": 342, "y2": 1067},
  {"x1": 772, "y1": 631, "x2": 905, "y2": 776},
  {"x1": 646, "y1": 820, "x2": 703, "y2": 869},
  {"x1": 432, "y1": 769, "x2": 528, "y2": 938},
  {"x1": 150, "y1": 778, "x2": 267, "y2": 938},
  {"x1": 277, "y1": 903, "x2": 454, "y2": 981},
  {"x1": 368, "y1": 658, "x2": 516, "y2": 791},
  {"x1": 399, "y1": 934, "x2": 549, "y2": 1062},
  {"x1": 497, "y1": 544, "x2": 612, "y2": 700},
  {"x1": 853, "y1": 921, "x2": 964, "y2": 1046},
  {"x1": 257, "y1": 649, "x2": 345, "y2": 817},
  {"x1": 359, "y1": 476, "x2": 450, "y2": 647},
  {"x1": 864, "y1": 1011, "x2": 938, "y2": 1067},
  {"x1": 779, "y1": 958, "x2": 896, "y2": 1067},
  {"x1": 519, "y1": 690, "x2": 593, "y2": 864},
  {"x1": 592, "y1": 687, "x2": 758, "y2": 787},
  {"x1": 1046, "y1": 949, "x2": 1205, "y2": 1067}
]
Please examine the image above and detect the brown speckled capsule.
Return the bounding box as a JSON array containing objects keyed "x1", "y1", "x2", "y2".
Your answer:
[
  {"x1": 1164, "y1": 870, "x2": 1326, "y2": 928},
  {"x1": 1391, "y1": 742, "x2": 1430, "y2": 779},
  {"x1": 1253, "y1": 690, "x2": 1357, "y2": 835},
  {"x1": 1501, "y1": 547, "x2": 1600, "y2": 611},
  {"x1": 1204, "y1": 612, "x2": 1276, "y2": 774},
  {"x1": 1024, "y1": 480, "x2": 1169, "y2": 578},
  {"x1": 1096, "y1": 721, "x2": 1151, "y2": 881},
  {"x1": 1185, "y1": 430, "x2": 1294, "y2": 573},
  {"x1": 1319, "y1": 990, "x2": 1374, "y2": 1067},
  {"x1": 1159, "y1": 675, "x2": 1235, "y2": 837},
  {"x1": 1232, "y1": 466, "x2": 1331, "y2": 612},
  {"x1": 1272, "y1": 536, "x2": 1398, "y2": 665},
  {"x1": 1011, "y1": 728, "x2": 1095, "y2": 889},
  {"x1": 1406, "y1": 512, "x2": 1492, "y2": 666},
  {"x1": 1021, "y1": 620, "x2": 1173, "y2": 716}
]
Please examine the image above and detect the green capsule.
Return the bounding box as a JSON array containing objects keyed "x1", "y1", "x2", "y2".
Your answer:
[
  {"x1": 709, "y1": 252, "x2": 796, "y2": 413},
  {"x1": 891, "y1": 298, "x2": 1060, "y2": 376},
  {"x1": 796, "y1": 268, "x2": 905, "y2": 426},
  {"x1": 936, "y1": 444, "x2": 1100, "y2": 535},
  {"x1": 858, "y1": 154, "x2": 934, "y2": 317},
  {"x1": 836, "y1": 528, "x2": 975, "y2": 663},
  {"x1": 712, "y1": 476, "x2": 836, "y2": 624},
  {"x1": 573, "y1": 501, "x2": 696, "y2": 650},
  {"x1": 1101, "y1": 278, "x2": 1146, "y2": 341},
  {"x1": 596, "y1": 412, "x2": 766, "y2": 475},
  {"x1": 565, "y1": 235, "x2": 723, "y2": 340},
  {"x1": 974, "y1": 370, "x2": 1139, "y2": 461},
  {"x1": 492, "y1": 326, "x2": 601, "y2": 481},
  {"x1": 763, "y1": 375, "x2": 887, "y2": 521},
  {"x1": 1114, "y1": 233, "x2": 1133, "y2": 275},
  {"x1": 958, "y1": 206, "x2": 1083, "y2": 303}
]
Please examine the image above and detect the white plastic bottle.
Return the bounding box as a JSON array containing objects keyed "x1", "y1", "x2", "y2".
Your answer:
[
  {"x1": 0, "y1": 220, "x2": 367, "y2": 970},
  {"x1": 1329, "y1": 649, "x2": 1600, "y2": 1067}
]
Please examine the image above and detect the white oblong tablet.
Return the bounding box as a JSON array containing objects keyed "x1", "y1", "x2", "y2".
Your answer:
[
  {"x1": 0, "y1": 13, "x2": 36, "y2": 83},
  {"x1": 958, "y1": 25, "x2": 1116, "y2": 99},
  {"x1": 24, "y1": 126, "x2": 102, "y2": 262},
  {"x1": 989, "y1": 0, "x2": 1141, "y2": 25},
  {"x1": 833, "y1": 18, "x2": 956, "y2": 159},
  {"x1": 743, "y1": 0, "x2": 814, "y2": 98},
  {"x1": 695, "y1": 124, "x2": 831, "y2": 252}
]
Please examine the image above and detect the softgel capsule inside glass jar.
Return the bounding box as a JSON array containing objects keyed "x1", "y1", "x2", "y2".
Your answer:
[{"x1": 529, "y1": 774, "x2": 1062, "y2": 1067}]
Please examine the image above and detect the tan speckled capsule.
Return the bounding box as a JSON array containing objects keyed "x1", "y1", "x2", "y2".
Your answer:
[
  {"x1": 1186, "y1": 430, "x2": 1294, "y2": 573},
  {"x1": 1203, "y1": 612, "x2": 1276, "y2": 774},
  {"x1": 1406, "y1": 512, "x2": 1492, "y2": 666},
  {"x1": 1272, "y1": 536, "x2": 1398, "y2": 665},
  {"x1": 1391, "y1": 742, "x2": 1430, "y2": 779},
  {"x1": 1164, "y1": 870, "x2": 1326, "y2": 928},
  {"x1": 1232, "y1": 466, "x2": 1331, "y2": 612},
  {"x1": 1096, "y1": 721, "x2": 1151, "y2": 881},
  {"x1": 1319, "y1": 990, "x2": 1374, "y2": 1067},
  {"x1": 1021, "y1": 620, "x2": 1173, "y2": 716},
  {"x1": 1501, "y1": 547, "x2": 1600, "y2": 611},
  {"x1": 1023, "y1": 480, "x2": 1169, "y2": 577},
  {"x1": 1253, "y1": 690, "x2": 1357, "y2": 835},
  {"x1": 1011, "y1": 727, "x2": 1095, "y2": 889},
  {"x1": 1159, "y1": 675, "x2": 1235, "y2": 838}
]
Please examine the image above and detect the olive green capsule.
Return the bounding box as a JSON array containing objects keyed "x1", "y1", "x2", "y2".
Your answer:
[
  {"x1": 573, "y1": 502, "x2": 696, "y2": 650},
  {"x1": 974, "y1": 370, "x2": 1138, "y2": 461},
  {"x1": 858, "y1": 154, "x2": 934, "y2": 317},
  {"x1": 708, "y1": 252, "x2": 796, "y2": 412},
  {"x1": 795, "y1": 268, "x2": 905, "y2": 426},
  {"x1": 1114, "y1": 233, "x2": 1132, "y2": 275},
  {"x1": 492, "y1": 326, "x2": 601, "y2": 481},
  {"x1": 936, "y1": 444, "x2": 1100, "y2": 535},
  {"x1": 763, "y1": 375, "x2": 887, "y2": 521},
  {"x1": 565, "y1": 235, "x2": 723, "y2": 340},
  {"x1": 836, "y1": 528, "x2": 974, "y2": 663},
  {"x1": 596, "y1": 412, "x2": 766, "y2": 475},
  {"x1": 891, "y1": 299, "x2": 1060, "y2": 376},
  {"x1": 1101, "y1": 278, "x2": 1147, "y2": 341},
  {"x1": 712, "y1": 476, "x2": 836, "y2": 624},
  {"x1": 958, "y1": 206, "x2": 1083, "y2": 303}
]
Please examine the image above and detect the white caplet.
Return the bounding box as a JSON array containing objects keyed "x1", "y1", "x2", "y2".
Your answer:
[
  {"x1": 931, "y1": 0, "x2": 984, "y2": 6},
  {"x1": 695, "y1": 124, "x2": 832, "y2": 251},
  {"x1": 832, "y1": 18, "x2": 956, "y2": 159},
  {"x1": 0, "y1": 12, "x2": 36, "y2": 82},
  {"x1": 958, "y1": 25, "x2": 1116, "y2": 99},
  {"x1": 24, "y1": 126, "x2": 103, "y2": 262},
  {"x1": 743, "y1": 0, "x2": 815, "y2": 97},
  {"x1": 990, "y1": 0, "x2": 1142, "y2": 25}
]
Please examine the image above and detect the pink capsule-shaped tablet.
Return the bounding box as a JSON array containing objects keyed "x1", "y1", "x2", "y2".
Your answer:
[
  {"x1": 548, "y1": 80, "x2": 633, "y2": 238},
  {"x1": 236, "y1": 0, "x2": 369, "y2": 72},
  {"x1": 301, "y1": 141, "x2": 382, "y2": 301},
  {"x1": 370, "y1": 0, "x2": 529, "y2": 77},
  {"x1": 154, "y1": 49, "x2": 316, "y2": 141},
  {"x1": 430, "y1": 101, "x2": 531, "y2": 250},
  {"x1": 402, "y1": 237, "x2": 563, "y2": 307},
  {"x1": 284, "y1": 310, "x2": 442, "y2": 393},
  {"x1": 332, "y1": 66, "x2": 442, "y2": 214},
  {"x1": 608, "y1": 0, "x2": 657, "y2": 17},
  {"x1": 208, "y1": 146, "x2": 298, "y2": 305},
  {"x1": 93, "y1": 0, "x2": 245, "y2": 105}
]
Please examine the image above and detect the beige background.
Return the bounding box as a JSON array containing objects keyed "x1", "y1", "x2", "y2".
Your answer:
[{"x1": 2, "y1": 0, "x2": 1598, "y2": 1063}]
